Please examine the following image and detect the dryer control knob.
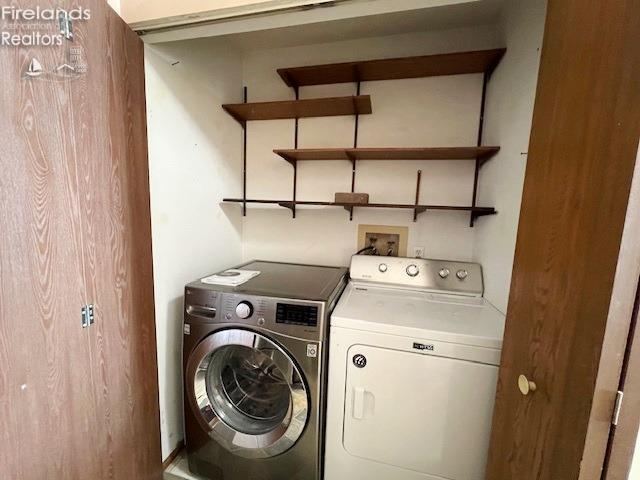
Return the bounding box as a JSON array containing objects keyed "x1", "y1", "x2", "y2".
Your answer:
[
  {"x1": 235, "y1": 301, "x2": 253, "y2": 319},
  {"x1": 438, "y1": 268, "x2": 450, "y2": 278},
  {"x1": 378, "y1": 263, "x2": 388, "y2": 273},
  {"x1": 406, "y1": 264, "x2": 420, "y2": 277},
  {"x1": 456, "y1": 269, "x2": 468, "y2": 280}
]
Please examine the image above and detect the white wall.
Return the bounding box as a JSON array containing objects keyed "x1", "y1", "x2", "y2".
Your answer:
[
  {"x1": 241, "y1": 26, "x2": 503, "y2": 266},
  {"x1": 106, "y1": 0, "x2": 121, "y2": 15},
  {"x1": 145, "y1": 38, "x2": 244, "y2": 460},
  {"x1": 630, "y1": 434, "x2": 640, "y2": 478},
  {"x1": 473, "y1": 0, "x2": 547, "y2": 313}
]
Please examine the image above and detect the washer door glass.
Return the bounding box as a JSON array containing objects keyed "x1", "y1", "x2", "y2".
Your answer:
[
  {"x1": 206, "y1": 344, "x2": 291, "y2": 435},
  {"x1": 187, "y1": 329, "x2": 309, "y2": 459}
]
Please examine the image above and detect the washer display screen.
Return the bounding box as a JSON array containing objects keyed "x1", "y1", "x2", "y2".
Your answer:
[{"x1": 276, "y1": 303, "x2": 318, "y2": 327}]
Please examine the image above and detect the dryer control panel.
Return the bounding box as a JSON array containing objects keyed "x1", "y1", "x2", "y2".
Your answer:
[{"x1": 349, "y1": 255, "x2": 483, "y2": 297}]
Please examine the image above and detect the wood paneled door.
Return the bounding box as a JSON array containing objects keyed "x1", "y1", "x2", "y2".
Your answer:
[
  {"x1": 486, "y1": 0, "x2": 640, "y2": 479},
  {"x1": 0, "y1": 1, "x2": 161, "y2": 478}
]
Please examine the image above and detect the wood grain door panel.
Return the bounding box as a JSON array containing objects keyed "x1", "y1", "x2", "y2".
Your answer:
[
  {"x1": 486, "y1": 0, "x2": 640, "y2": 478},
  {"x1": 76, "y1": 2, "x2": 162, "y2": 478},
  {"x1": 73, "y1": 1, "x2": 162, "y2": 479},
  {"x1": 0, "y1": 1, "x2": 161, "y2": 478},
  {"x1": 0, "y1": 5, "x2": 100, "y2": 477}
]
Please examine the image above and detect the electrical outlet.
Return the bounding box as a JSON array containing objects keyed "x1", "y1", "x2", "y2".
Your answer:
[
  {"x1": 357, "y1": 225, "x2": 408, "y2": 257},
  {"x1": 413, "y1": 246, "x2": 425, "y2": 258}
]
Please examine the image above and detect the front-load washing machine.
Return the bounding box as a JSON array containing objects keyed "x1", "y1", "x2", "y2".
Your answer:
[
  {"x1": 183, "y1": 260, "x2": 347, "y2": 480},
  {"x1": 324, "y1": 255, "x2": 505, "y2": 480}
]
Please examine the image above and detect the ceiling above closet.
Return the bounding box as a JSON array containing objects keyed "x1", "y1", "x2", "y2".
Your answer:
[{"x1": 136, "y1": 0, "x2": 506, "y2": 47}]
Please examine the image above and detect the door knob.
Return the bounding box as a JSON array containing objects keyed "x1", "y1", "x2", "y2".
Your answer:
[{"x1": 518, "y1": 374, "x2": 537, "y2": 395}]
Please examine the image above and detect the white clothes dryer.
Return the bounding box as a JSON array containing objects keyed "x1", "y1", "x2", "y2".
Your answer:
[{"x1": 324, "y1": 255, "x2": 505, "y2": 480}]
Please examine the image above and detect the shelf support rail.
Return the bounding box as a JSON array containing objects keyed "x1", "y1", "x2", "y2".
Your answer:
[
  {"x1": 413, "y1": 170, "x2": 427, "y2": 221},
  {"x1": 470, "y1": 72, "x2": 489, "y2": 227},
  {"x1": 242, "y1": 87, "x2": 248, "y2": 216},
  {"x1": 349, "y1": 79, "x2": 361, "y2": 221},
  {"x1": 291, "y1": 87, "x2": 300, "y2": 219}
]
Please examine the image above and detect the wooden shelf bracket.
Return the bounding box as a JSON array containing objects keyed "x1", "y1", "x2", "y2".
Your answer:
[
  {"x1": 348, "y1": 81, "x2": 362, "y2": 221},
  {"x1": 242, "y1": 87, "x2": 247, "y2": 216},
  {"x1": 470, "y1": 71, "x2": 489, "y2": 227},
  {"x1": 413, "y1": 170, "x2": 425, "y2": 221},
  {"x1": 292, "y1": 86, "x2": 299, "y2": 218}
]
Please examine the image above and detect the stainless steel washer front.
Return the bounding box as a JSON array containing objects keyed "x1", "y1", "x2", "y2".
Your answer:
[{"x1": 186, "y1": 328, "x2": 309, "y2": 459}]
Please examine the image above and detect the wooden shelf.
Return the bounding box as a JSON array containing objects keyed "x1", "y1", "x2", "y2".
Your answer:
[
  {"x1": 222, "y1": 198, "x2": 496, "y2": 218},
  {"x1": 273, "y1": 146, "x2": 500, "y2": 164},
  {"x1": 226, "y1": 50, "x2": 505, "y2": 226},
  {"x1": 277, "y1": 49, "x2": 506, "y2": 87},
  {"x1": 222, "y1": 95, "x2": 372, "y2": 123}
]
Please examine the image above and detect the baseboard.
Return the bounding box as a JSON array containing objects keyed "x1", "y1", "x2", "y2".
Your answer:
[{"x1": 162, "y1": 441, "x2": 185, "y2": 471}]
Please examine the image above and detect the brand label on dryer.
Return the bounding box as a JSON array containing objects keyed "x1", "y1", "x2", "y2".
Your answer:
[
  {"x1": 413, "y1": 342, "x2": 434, "y2": 351},
  {"x1": 183, "y1": 324, "x2": 191, "y2": 335},
  {"x1": 352, "y1": 354, "x2": 367, "y2": 368},
  {"x1": 306, "y1": 344, "x2": 318, "y2": 358}
]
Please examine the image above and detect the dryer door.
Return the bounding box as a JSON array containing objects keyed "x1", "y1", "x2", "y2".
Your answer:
[
  {"x1": 186, "y1": 328, "x2": 309, "y2": 459},
  {"x1": 343, "y1": 344, "x2": 498, "y2": 479}
]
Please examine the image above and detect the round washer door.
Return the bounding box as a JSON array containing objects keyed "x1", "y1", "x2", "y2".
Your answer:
[{"x1": 186, "y1": 328, "x2": 309, "y2": 459}]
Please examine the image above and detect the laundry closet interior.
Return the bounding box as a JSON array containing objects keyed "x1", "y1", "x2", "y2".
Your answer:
[
  {"x1": 7, "y1": 0, "x2": 640, "y2": 478},
  {"x1": 141, "y1": 0, "x2": 546, "y2": 466}
]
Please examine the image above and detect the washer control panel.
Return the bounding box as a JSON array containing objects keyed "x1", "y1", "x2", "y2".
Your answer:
[
  {"x1": 349, "y1": 255, "x2": 483, "y2": 296},
  {"x1": 184, "y1": 292, "x2": 325, "y2": 341},
  {"x1": 213, "y1": 293, "x2": 324, "y2": 341}
]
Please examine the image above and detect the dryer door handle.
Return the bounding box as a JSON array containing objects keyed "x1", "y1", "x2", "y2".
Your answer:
[{"x1": 353, "y1": 387, "x2": 365, "y2": 419}]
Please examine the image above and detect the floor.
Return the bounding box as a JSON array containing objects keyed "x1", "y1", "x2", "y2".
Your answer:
[{"x1": 164, "y1": 451, "x2": 207, "y2": 480}]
